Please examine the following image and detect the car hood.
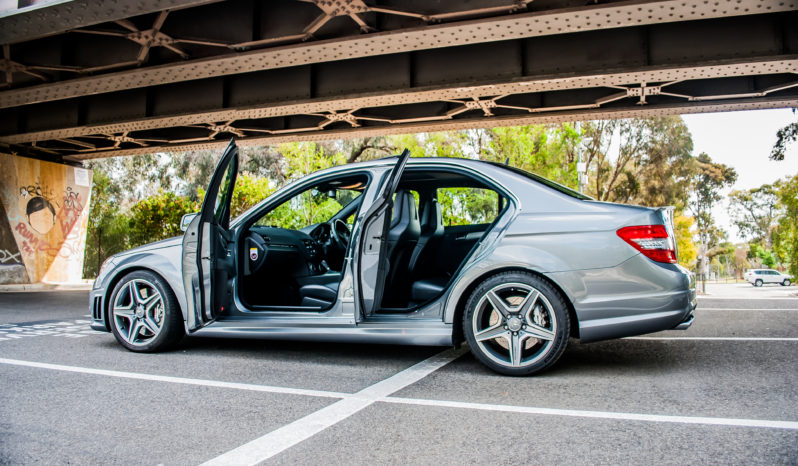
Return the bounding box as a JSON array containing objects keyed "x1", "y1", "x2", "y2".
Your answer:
[{"x1": 117, "y1": 236, "x2": 183, "y2": 257}]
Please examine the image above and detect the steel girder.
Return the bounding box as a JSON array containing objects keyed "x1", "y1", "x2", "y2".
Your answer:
[{"x1": 0, "y1": 0, "x2": 796, "y2": 161}]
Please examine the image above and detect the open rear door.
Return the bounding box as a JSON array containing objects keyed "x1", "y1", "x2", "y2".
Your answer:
[
  {"x1": 182, "y1": 140, "x2": 238, "y2": 332},
  {"x1": 356, "y1": 149, "x2": 410, "y2": 318}
]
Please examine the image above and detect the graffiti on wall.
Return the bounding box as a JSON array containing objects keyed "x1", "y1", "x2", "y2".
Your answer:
[{"x1": 0, "y1": 155, "x2": 92, "y2": 284}]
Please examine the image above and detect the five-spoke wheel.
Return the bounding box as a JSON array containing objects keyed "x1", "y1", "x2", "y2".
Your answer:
[
  {"x1": 109, "y1": 270, "x2": 183, "y2": 352},
  {"x1": 464, "y1": 272, "x2": 569, "y2": 375}
]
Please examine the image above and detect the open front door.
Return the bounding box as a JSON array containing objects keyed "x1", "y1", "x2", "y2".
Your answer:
[
  {"x1": 357, "y1": 149, "x2": 410, "y2": 317},
  {"x1": 182, "y1": 140, "x2": 238, "y2": 332}
]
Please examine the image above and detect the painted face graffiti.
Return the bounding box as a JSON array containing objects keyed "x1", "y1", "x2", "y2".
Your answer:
[{"x1": 25, "y1": 197, "x2": 56, "y2": 235}]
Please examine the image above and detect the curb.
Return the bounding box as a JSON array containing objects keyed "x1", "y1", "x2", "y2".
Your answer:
[{"x1": 0, "y1": 282, "x2": 94, "y2": 292}]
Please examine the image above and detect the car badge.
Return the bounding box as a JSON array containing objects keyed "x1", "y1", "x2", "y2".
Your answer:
[{"x1": 249, "y1": 247, "x2": 258, "y2": 261}]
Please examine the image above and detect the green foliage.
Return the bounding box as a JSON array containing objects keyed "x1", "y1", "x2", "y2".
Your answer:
[
  {"x1": 582, "y1": 117, "x2": 695, "y2": 207},
  {"x1": 773, "y1": 173, "x2": 798, "y2": 276},
  {"x1": 728, "y1": 184, "x2": 779, "y2": 246},
  {"x1": 482, "y1": 125, "x2": 579, "y2": 189},
  {"x1": 128, "y1": 192, "x2": 196, "y2": 248},
  {"x1": 688, "y1": 152, "x2": 737, "y2": 252},
  {"x1": 230, "y1": 174, "x2": 274, "y2": 218},
  {"x1": 438, "y1": 188, "x2": 499, "y2": 226},
  {"x1": 674, "y1": 214, "x2": 697, "y2": 269},
  {"x1": 82, "y1": 170, "x2": 130, "y2": 279},
  {"x1": 770, "y1": 109, "x2": 797, "y2": 161},
  {"x1": 750, "y1": 244, "x2": 777, "y2": 269}
]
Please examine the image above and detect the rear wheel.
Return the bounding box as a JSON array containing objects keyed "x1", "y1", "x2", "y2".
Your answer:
[
  {"x1": 109, "y1": 270, "x2": 184, "y2": 352},
  {"x1": 782, "y1": 279, "x2": 792, "y2": 286},
  {"x1": 755, "y1": 279, "x2": 763, "y2": 287},
  {"x1": 463, "y1": 272, "x2": 570, "y2": 376}
]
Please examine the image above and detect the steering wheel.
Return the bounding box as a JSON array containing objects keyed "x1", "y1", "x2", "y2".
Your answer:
[{"x1": 329, "y1": 219, "x2": 351, "y2": 252}]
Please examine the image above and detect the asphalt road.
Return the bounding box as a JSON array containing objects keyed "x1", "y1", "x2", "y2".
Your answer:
[{"x1": 0, "y1": 288, "x2": 796, "y2": 465}]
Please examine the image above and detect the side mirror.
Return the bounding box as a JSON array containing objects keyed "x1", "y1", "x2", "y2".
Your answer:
[{"x1": 180, "y1": 212, "x2": 199, "y2": 232}]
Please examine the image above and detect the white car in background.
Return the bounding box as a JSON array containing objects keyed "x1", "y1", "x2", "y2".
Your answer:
[{"x1": 744, "y1": 269, "x2": 793, "y2": 287}]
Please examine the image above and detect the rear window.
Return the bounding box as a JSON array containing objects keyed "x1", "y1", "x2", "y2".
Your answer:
[{"x1": 437, "y1": 187, "x2": 499, "y2": 226}]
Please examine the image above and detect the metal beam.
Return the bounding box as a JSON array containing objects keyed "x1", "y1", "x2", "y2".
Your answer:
[
  {"x1": 2, "y1": 56, "x2": 795, "y2": 144},
  {"x1": 0, "y1": 0, "x2": 220, "y2": 44},
  {"x1": 1, "y1": 0, "x2": 794, "y2": 109},
  {"x1": 51, "y1": 96, "x2": 797, "y2": 160}
]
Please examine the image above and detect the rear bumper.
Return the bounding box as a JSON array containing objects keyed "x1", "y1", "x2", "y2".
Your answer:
[{"x1": 549, "y1": 255, "x2": 697, "y2": 342}]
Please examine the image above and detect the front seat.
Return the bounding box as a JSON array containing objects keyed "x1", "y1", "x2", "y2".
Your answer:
[{"x1": 380, "y1": 190, "x2": 420, "y2": 307}]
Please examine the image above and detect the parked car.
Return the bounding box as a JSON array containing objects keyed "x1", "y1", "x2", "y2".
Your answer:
[
  {"x1": 744, "y1": 269, "x2": 793, "y2": 287},
  {"x1": 90, "y1": 141, "x2": 696, "y2": 375}
]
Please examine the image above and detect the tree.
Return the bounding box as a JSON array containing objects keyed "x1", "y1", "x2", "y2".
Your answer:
[
  {"x1": 772, "y1": 173, "x2": 798, "y2": 276},
  {"x1": 728, "y1": 184, "x2": 780, "y2": 247},
  {"x1": 82, "y1": 170, "x2": 130, "y2": 278},
  {"x1": 581, "y1": 117, "x2": 694, "y2": 208},
  {"x1": 127, "y1": 192, "x2": 196, "y2": 248},
  {"x1": 770, "y1": 109, "x2": 797, "y2": 160},
  {"x1": 687, "y1": 153, "x2": 737, "y2": 284},
  {"x1": 674, "y1": 215, "x2": 698, "y2": 269}
]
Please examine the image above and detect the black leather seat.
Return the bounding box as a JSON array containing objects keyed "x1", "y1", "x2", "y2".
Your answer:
[
  {"x1": 408, "y1": 196, "x2": 444, "y2": 275},
  {"x1": 380, "y1": 190, "x2": 420, "y2": 307},
  {"x1": 298, "y1": 272, "x2": 341, "y2": 308},
  {"x1": 408, "y1": 196, "x2": 447, "y2": 303},
  {"x1": 411, "y1": 276, "x2": 448, "y2": 302}
]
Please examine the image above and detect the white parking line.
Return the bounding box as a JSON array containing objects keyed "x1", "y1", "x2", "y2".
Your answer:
[
  {"x1": 698, "y1": 308, "x2": 798, "y2": 311},
  {"x1": 626, "y1": 337, "x2": 798, "y2": 341},
  {"x1": 699, "y1": 296, "x2": 797, "y2": 300},
  {"x1": 0, "y1": 358, "x2": 348, "y2": 399},
  {"x1": 201, "y1": 346, "x2": 469, "y2": 466},
  {"x1": 383, "y1": 397, "x2": 798, "y2": 430}
]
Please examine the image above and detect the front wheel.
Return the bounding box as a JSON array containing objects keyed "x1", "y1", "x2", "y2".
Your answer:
[
  {"x1": 463, "y1": 272, "x2": 570, "y2": 376},
  {"x1": 108, "y1": 270, "x2": 184, "y2": 352},
  {"x1": 755, "y1": 279, "x2": 763, "y2": 287},
  {"x1": 782, "y1": 279, "x2": 792, "y2": 286}
]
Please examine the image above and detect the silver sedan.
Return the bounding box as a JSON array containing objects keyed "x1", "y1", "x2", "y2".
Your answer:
[{"x1": 90, "y1": 142, "x2": 696, "y2": 375}]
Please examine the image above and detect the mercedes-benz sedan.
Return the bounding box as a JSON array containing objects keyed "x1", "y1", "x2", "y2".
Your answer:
[{"x1": 90, "y1": 141, "x2": 696, "y2": 375}]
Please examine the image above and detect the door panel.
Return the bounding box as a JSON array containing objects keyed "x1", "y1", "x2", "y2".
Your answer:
[
  {"x1": 182, "y1": 140, "x2": 238, "y2": 331},
  {"x1": 356, "y1": 149, "x2": 410, "y2": 317}
]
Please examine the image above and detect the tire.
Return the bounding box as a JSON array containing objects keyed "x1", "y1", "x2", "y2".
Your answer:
[
  {"x1": 108, "y1": 270, "x2": 184, "y2": 352},
  {"x1": 783, "y1": 279, "x2": 792, "y2": 286},
  {"x1": 463, "y1": 272, "x2": 570, "y2": 376},
  {"x1": 755, "y1": 279, "x2": 763, "y2": 287}
]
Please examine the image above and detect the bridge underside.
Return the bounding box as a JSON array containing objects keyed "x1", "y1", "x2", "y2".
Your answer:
[{"x1": 0, "y1": 0, "x2": 796, "y2": 161}]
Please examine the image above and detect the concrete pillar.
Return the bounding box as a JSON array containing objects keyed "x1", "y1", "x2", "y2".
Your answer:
[{"x1": 0, "y1": 153, "x2": 93, "y2": 284}]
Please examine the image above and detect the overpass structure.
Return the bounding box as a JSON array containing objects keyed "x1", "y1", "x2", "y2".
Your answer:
[{"x1": 0, "y1": 0, "x2": 797, "y2": 163}]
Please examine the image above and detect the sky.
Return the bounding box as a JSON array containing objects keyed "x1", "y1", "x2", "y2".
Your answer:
[{"x1": 681, "y1": 108, "x2": 798, "y2": 243}]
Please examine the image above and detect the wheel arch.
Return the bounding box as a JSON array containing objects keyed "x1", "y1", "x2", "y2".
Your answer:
[
  {"x1": 447, "y1": 266, "x2": 579, "y2": 345},
  {"x1": 102, "y1": 265, "x2": 186, "y2": 332}
]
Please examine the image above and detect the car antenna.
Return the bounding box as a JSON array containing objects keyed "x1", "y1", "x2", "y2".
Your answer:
[{"x1": 504, "y1": 158, "x2": 510, "y2": 166}]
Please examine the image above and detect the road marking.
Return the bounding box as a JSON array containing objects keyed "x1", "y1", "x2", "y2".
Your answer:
[
  {"x1": 699, "y1": 296, "x2": 797, "y2": 300},
  {"x1": 0, "y1": 358, "x2": 348, "y2": 399},
  {"x1": 625, "y1": 337, "x2": 798, "y2": 341},
  {"x1": 383, "y1": 397, "x2": 798, "y2": 430},
  {"x1": 201, "y1": 346, "x2": 468, "y2": 466},
  {"x1": 697, "y1": 308, "x2": 798, "y2": 311}
]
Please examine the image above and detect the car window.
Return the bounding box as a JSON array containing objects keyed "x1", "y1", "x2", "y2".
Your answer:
[
  {"x1": 214, "y1": 155, "x2": 237, "y2": 225},
  {"x1": 437, "y1": 187, "x2": 499, "y2": 226},
  {"x1": 254, "y1": 176, "x2": 367, "y2": 230}
]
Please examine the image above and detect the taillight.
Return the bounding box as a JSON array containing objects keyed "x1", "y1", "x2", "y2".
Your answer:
[{"x1": 616, "y1": 225, "x2": 677, "y2": 264}]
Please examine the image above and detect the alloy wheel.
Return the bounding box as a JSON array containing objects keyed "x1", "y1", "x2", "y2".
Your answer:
[
  {"x1": 471, "y1": 282, "x2": 557, "y2": 368},
  {"x1": 112, "y1": 279, "x2": 165, "y2": 346}
]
